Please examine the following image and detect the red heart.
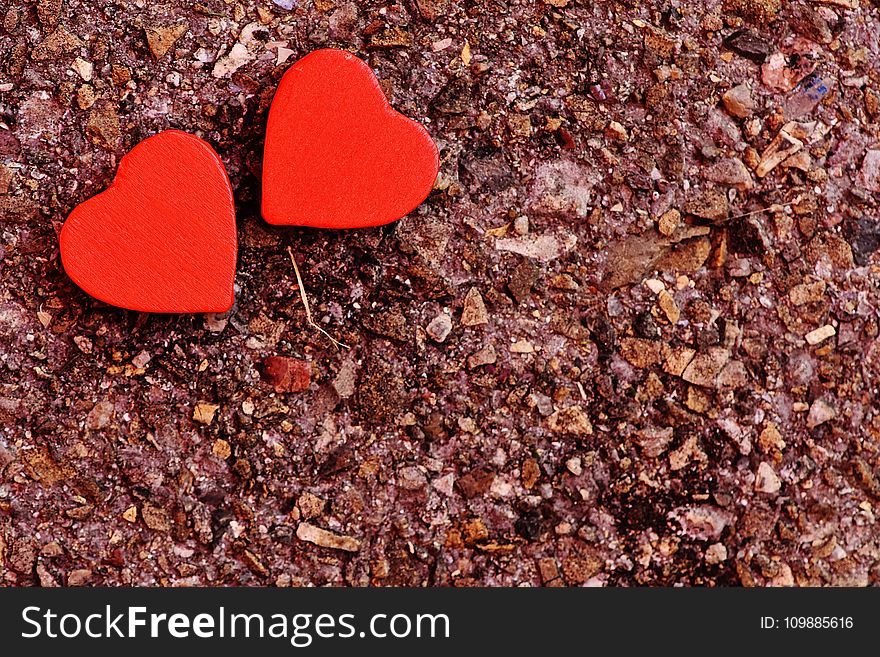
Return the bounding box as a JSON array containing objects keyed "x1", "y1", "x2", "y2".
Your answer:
[
  {"x1": 262, "y1": 49, "x2": 440, "y2": 229},
  {"x1": 60, "y1": 131, "x2": 237, "y2": 313}
]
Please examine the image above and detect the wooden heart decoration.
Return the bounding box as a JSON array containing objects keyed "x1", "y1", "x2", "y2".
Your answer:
[
  {"x1": 60, "y1": 130, "x2": 237, "y2": 313},
  {"x1": 262, "y1": 49, "x2": 440, "y2": 229}
]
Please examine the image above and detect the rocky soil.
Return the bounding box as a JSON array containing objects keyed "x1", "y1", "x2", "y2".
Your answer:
[{"x1": 1, "y1": 0, "x2": 879, "y2": 587}]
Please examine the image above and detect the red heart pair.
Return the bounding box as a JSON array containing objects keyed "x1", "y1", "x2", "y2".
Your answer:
[{"x1": 61, "y1": 49, "x2": 440, "y2": 313}]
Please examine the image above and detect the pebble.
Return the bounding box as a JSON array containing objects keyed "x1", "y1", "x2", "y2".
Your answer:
[
  {"x1": 495, "y1": 233, "x2": 577, "y2": 262},
  {"x1": 805, "y1": 324, "x2": 836, "y2": 345},
  {"x1": 261, "y1": 356, "x2": 311, "y2": 393},
  {"x1": 657, "y1": 289, "x2": 680, "y2": 323},
  {"x1": 657, "y1": 209, "x2": 680, "y2": 236},
  {"x1": 426, "y1": 312, "x2": 453, "y2": 342},
  {"x1": 722, "y1": 83, "x2": 755, "y2": 118},
  {"x1": 857, "y1": 150, "x2": 880, "y2": 193},
  {"x1": 461, "y1": 288, "x2": 488, "y2": 326},
  {"x1": 468, "y1": 344, "x2": 497, "y2": 369},
  {"x1": 681, "y1": 348, "x2": 731, "y2": 387},
  {"x1": 807, "y1": 399, "x2": 836, "y2": 428},
  {"x1": 705, "y1": 157, "x2": 753, "y2": 190},
  {"x1": 296, "y1": 522, "x2": 361, "y2": 552},
  {"x1": 755, "y1": 461, "x2": 782, "y2": 494},
  {"x1": 705, "y1": 543, "x2": 728, "y2": 565},
  {"x1": 548, "y1": 406, "x2": 593, "y2": 435},
  {"x1": 145, "y1": 23, "x2": 188, "y2": 60},
  {"x1": 71, "y1": 57, "x2": 93, "y2": 81},
  {"x1": 86, "y1": 400, "x2": 114, "y2": 430},
  {"x1": 296, "y1": 492, "x2": 326, "y2": 519},
  {"x1": 193, "y1": 402, "x2": 219, "y2": 425}
]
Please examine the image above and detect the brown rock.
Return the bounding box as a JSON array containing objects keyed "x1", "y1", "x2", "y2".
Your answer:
[
  {"x1": 461, "y1": 287, "x2": 488, "y2": 326},
  {"x1": 32, "y1": 27, "x2": 83, "y2": 61},
  {"x1": 296, "y1": 522, "x2": 361, "y2": 552},
  {"x1": 684, "y1": 188, "x2": 729, "y2": 221},
  {"x1": 145, "y1": 24, "x2": 188, "y2": 60},
  {"x1": 261, "y1": 356, "x2": 312, "y2": 393},
  {"x1": 85, "y1": 102, "x2": 121, "y2": 150},
  {"x1": 548, "y1": 406, "x2": 593, "y2": 435},
  {"x1": 297, "y1": 492, "x2": 326, "y2": 519},
  {"x1": 681, "y1": 348, "x2": 731, "y2": 387},
  {"x1": 142, "y1": 503, "x2": 172, "y2": 532},
  {"x1": 37, "y1": 0, "x2": 62, "y2": 30},
  {"x1": 619, "y1": 337, "x2": 668, "y2": 369},
  {"x1": 456, "y1": 466, "x2": 495, "y2": 498},
  {"x1": 722, "y1": 84, "x2": 756, "y2": 118}
]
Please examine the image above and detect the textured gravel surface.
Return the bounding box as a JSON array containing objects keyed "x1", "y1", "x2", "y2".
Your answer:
[{"x1": 1, "y1": 0, "x2": 880, "y2": 587}]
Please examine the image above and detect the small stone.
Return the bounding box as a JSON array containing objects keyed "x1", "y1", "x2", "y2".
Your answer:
[
  {"x1": 397, "y1": 465, "x2": 428, "y2": 490},
  {"x1": 605, "y1": 120, "x2": 628, "y2": 142},
  {"x1": 722, "y1": 83, "x2": 755, "y2": 118},
  {"x1": 657, "y1": 290, "x2": 681, "y2": 324},
  {"x1": 468, "y1": 344, "x2": 497, "y2": 369},
  {"x1": 704, "y1": 158, "x2": 753, "y2": 191},
  {"x1": 508, "y1": 260, "x2": 539, "y2": 303},
  {"x1": 296, "y1": 492, "x2": 326, "y2": 519},
  {"x1": 857, "y1": 150, "x2": 880, "y2": 193},
  {"x1": 758, "y1": 422, "x2": 786, "y2": 454},
  {"x1": 432, "y1": 473, "x2": 455, "y2": 496},
  {"x1": 619, "y1": 337, "x2": 668, "y2": 369},
  {"x1": 37, "y1": 0, "x2": 62, "y2": 30},
  {"x1": 461, "y1": 288, "x2": 488, "y2": 327},
  {"x1": 723, "y1": 0, "x2": 781, "y2": 26},
  {"x1": 658, "y1": 209, "x2": 680, "y2": 236},
  {"x1": 76, "y1": 84, "x2": 96, "y2": 110},
  {"x1": 513, "y1": 215, "x2": 529, "y2": 236},
  {"x1": 261, "y1": 356, "x2": 311, "y2": 393},
  {"x1": 705, "y1": 543, "x2": 728, "y2": 565},
  {"x1": 548, "y1": 406, "x2": 593, "y2": 435},
  {"x1": 32, "y1": 27, "x2": 83, "y2": 61},
  {"x1": 333, "y1": 358, "x2": 357, "y2": 398},
  {"x1": 296, "y1": 522, "x2": 361, "y2": 552},
  {"x1": 522, "y1": 458, "x2": 540, "y2": 489},
  {"x1": 426, "y1": 312, "x2": 453, "y2": 342},
  {"x1": 807, "y1": 399, "x2": 836, "y2": 428},
  {"x1": 755, "y1": 461, "x2": 781, "y2": 494},
  {"x1": 212, "y1": 439, "x2": 231, "y2": 459},
  {"x1": 67, "y1": 569, "x2": 93, "y2": 587},
  {"x1": 684, "y1": 188, "x2": 729, "y2": 221},
  {"x1": 142, "y1": 502, "x2": 171, "y2": 532},
  {"x1": 86, "y1": 400, "x2": 114, "y2": 430},
  {"x1": 789, "y1": 280, "x2": 826, "y2": 306},
  {"x1": 193, "y1": 402, "x2": 219, "y2": 425},
  {"x1": 85, "y1": 102, "x2": 122, "y2": 151},
  {"x1": 122, "y1": 506, "x2": 138, "y2": 523},
  {"x1": 724, "y1": 29, "x2": 772, "y2": 62},
  {"x1": 71, "y1": 57, "x2": 93, "y2": 81},
  {"x1": 757, "y1": 122, "x2": 808, "y2": 178},
  {"x1": 213, "y1": 42, "x2": 252, "y2": 78},
  {"x1": 565, "y1": 457, "x2": 583, "y2": 476},
  {"x1": 634, "y1": 427, "x2": 674, "y2": 457},
  {"x1": 805, "y1": 325, "x2": 836, "y2": 346},
  {"x1": 681, "y1": 347, "x2": 730, "y2": 387},
  {"x1": 145, "y1": 23, "x2": 188, "y2": 60}
]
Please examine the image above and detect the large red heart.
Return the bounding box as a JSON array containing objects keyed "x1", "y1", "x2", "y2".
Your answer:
[
  {"x1": 262, "y1": 49, "x2": 440, "y2": 229},
  {"x1": 60, "y1": 130, "x2": 237, "y2": 313}
]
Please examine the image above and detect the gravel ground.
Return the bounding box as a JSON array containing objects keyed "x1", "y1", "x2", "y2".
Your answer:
[{"x1": 1, "y1": 0, "x2": 879, "y2": 587}]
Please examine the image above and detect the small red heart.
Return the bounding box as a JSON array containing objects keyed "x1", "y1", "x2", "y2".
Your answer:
[
  {"x1": 262, "y1": 49, "x2": 440, "y2": 229},
  {"x1": 60, "y1": 130, "x2": 238, "y2": 313}
]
